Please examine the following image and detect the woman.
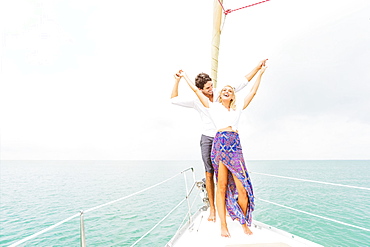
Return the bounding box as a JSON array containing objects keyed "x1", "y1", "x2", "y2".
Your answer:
[{"x1": 179, "y1": 63, "x2": 267, "y2": 237}]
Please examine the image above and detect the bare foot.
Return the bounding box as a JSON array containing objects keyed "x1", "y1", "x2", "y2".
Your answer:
[
  {"x1": 221, "y1": 224, "x2": 231, "y2": 237},
  {"x1": 208, "y1": 208, "x2": 216, "y2": 222},
  {"x1": 242, "y1": 224, "x2": 253, "y2": 235}
]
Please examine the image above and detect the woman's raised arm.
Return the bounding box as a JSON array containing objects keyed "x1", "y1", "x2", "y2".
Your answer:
[
  {"x1": 170, "y1": 71, "x2": 182, "y2": 99},
  {"x1": 243, "y1": 66, "x2": 267, "y2": 110},
  {"x1": 180, "y1": 70, "x2": 210, "y2": 108}
]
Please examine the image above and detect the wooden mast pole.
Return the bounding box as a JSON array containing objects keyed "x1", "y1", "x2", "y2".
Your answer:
[{"x1": 211, "y1": 0, "x2": 223, "y2": 88}]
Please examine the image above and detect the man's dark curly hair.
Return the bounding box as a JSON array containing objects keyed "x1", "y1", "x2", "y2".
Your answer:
[{"x1": 195, "y1": 73, "x2": 212, "y2": 89}]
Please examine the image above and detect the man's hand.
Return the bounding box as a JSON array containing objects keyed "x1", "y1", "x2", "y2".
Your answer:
[
  {"x1": 258, "y1": 59, "x2": 268, "y2": 69},
  {"x1": 259, "y1": 60, "x2": 268, "y2": 74}
]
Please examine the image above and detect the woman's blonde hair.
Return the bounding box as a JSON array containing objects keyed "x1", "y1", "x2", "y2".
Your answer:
[{"x1": 217, "y1": 85, "x2": 236, "y2": 110}]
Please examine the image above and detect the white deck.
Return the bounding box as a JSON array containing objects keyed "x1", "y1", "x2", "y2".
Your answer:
[{"x1": 169, "y1": 209, "x2": 323, "y2": 247}]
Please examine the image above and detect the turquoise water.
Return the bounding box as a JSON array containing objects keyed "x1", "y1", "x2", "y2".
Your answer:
[{"x1": 1, "y1": 160, "x2": 369, "y2": 246}]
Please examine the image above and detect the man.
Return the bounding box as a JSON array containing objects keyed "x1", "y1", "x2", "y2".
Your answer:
[{"x1": 170, "y1": 59, "x2": 267, "y2": 222}]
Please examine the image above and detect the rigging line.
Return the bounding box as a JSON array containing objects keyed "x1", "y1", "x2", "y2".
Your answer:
[
  {"x1": 217, "y1": 0, "x2": 271, "y2": 15},
  {"x1": 217, "y1": 0, "x2": 227, "y2": 13},
  {"x1": 213, "y1": 0, "x2": 227, "y2": 32},
  {"x1": 220, "y1": 13, "x2": 227, "y2": 32},
  {"x1": 257, "y1": 198, "x2": 370, "y2": 232},
  {"x1": 84, "y1": 167, "x2": 194, "y2": 214},
  {"x1": 250, "y1": 171, "x2": 370, "y2": 191},
  {"x1": 229, "y1": 0, "x2": 271, "y2": 14}
]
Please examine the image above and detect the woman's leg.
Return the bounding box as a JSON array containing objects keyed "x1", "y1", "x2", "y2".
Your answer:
[
  {"x1": 216, "y1": 161, "x2": 230, "y2": 237},
  {"x1": 231, "y1": 173, "x2": 253, "y2": 235}
]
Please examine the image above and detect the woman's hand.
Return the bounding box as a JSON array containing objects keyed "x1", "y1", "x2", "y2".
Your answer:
[
  {"x1": 259, "y1": 65, "x2": 267, "y2": 74},
  {"x1": 174, "y1": 70, "x2": 183, "y2": 80}
]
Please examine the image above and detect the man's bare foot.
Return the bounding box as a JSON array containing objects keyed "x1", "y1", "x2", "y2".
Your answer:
[
  {"x1": 221, "y1": 224, "x2": 231, "y2": 237},
  {"x1": 208, "y1": 208, "x2": 216, "y2": 222},
  {"x1": 242, "y1": 224, "x2": 253, "y2": 235}
]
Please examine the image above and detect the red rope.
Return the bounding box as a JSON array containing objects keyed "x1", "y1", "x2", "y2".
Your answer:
[
  {"x1": 218, "y1": 0, "x2": 271, "y2": 15},
  {"x1": 217, "y1": 0, "x2": 227, "y2": 13}
]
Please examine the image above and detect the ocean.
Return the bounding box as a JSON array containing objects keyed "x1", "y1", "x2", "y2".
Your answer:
[{"x1": 1, "y1": 160, "x2": 369, "y2": 247}]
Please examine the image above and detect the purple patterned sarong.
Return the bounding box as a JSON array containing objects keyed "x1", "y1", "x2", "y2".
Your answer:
[{"x1": 211, "y1": 131, "x2": 254, "y2": 226}]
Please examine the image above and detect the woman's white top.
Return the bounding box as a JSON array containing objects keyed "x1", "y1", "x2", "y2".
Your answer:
[
  {"x1": 210, "y1": 102, "x2": 243, "y2": 131},
  {"x1": 171, "y1": 78, "x2": 249, "y2": 136}
]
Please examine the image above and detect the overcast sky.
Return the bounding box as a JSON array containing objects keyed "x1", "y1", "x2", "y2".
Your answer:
[{"x1": 1, "y1": 0, "x2": 370, "y2": 160}]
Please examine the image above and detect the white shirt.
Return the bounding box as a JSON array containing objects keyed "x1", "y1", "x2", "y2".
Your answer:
[
  {"x1": 171, "y1": 96, "x2": 216, "y2": 137},
  {"x1": 209, "y1": 79, "x2": 249, "y2": 131},
  {"x1": 171, "y1": 78, "x2": 250, "y2": 136},
  {"x1": 209, "y1": 103, "x2": 243, "y2": 131}
]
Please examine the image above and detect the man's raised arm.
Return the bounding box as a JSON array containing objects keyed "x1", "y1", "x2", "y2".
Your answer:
[{"x1": 234, "y1": 59, "x2": 268, "y2": 92}]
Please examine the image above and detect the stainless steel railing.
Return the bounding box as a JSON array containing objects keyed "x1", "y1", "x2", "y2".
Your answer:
[{"x1": 9, "y1": 167, "x2": 197, "y2": 247}]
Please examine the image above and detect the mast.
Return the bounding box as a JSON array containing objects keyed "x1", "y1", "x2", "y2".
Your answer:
[{"x1": 211, "y1": 0, "x2": 223, "y2": 88}]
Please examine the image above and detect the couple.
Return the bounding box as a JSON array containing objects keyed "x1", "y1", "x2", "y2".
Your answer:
[{"x1": 170, "y1": 59, "x2": 267, "y2": 237}]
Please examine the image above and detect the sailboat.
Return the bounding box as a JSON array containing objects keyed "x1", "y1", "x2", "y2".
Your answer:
[
  {"x1": 167, "y1": 1, "x2": 323, "y2": 246},
  {"x1": 166, "y1": 178, "x2": 323, "y2": 247}
]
